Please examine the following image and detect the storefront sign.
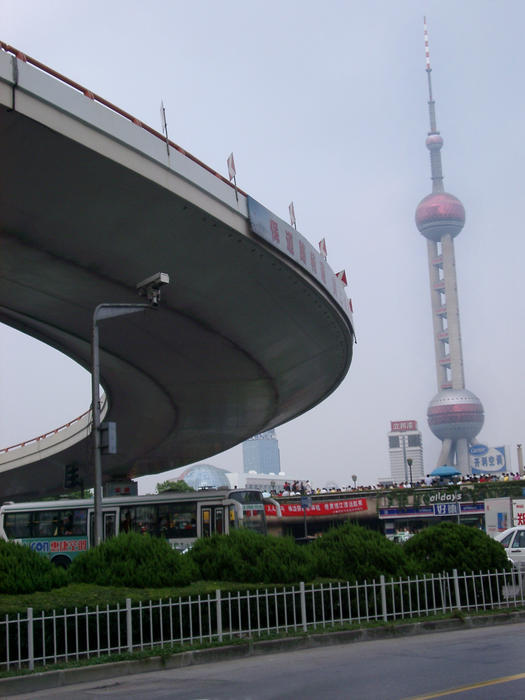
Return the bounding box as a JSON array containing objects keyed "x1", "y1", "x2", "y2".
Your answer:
[
  {"x1": 379, "y1": 502, "x2": 484, "y2": 519},
  {"x1": 424, "y1": 491, "x2": 462, "y2": 504},
  {"x1": 433, "y1": 503, "x2": 459, "y2": 516}
]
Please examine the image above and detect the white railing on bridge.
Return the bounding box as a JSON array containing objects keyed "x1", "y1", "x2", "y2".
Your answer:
[
  {"x1": 0, "y1": 397, "x2": 108, "y2": 472},
  {"x1": 2, "y1": 567, "x2": 525, "y2": 671}
]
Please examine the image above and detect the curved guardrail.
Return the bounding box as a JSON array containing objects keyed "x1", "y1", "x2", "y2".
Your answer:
[
  {"x1": 0, "y1": 42, "x2": 246, "y2": 197},
  {"x1": 0, "y1": 397, "x2": 108, "y2": 470}
]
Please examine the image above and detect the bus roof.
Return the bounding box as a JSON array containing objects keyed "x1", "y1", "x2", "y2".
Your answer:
[{"x1": 0, "y1": 488, "x2": 261, "y2": 511}]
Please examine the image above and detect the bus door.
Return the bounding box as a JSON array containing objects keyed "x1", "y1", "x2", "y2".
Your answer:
[
  {"x1": 89, "y1": 509, "x2": 117, "y2": 545},
  {"x1": 201, "y1": 505, "x2": 225, "y2": 537}
]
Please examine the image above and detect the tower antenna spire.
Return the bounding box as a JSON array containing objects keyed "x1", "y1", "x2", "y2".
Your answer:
[
  {"x1": 422, "y1": 17, "x2": 444, "y2": 190},
  {"x1": 424, "y1": 16, "x2": 437, "y2": 132}
]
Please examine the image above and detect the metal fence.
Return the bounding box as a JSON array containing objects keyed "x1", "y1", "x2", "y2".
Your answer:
[{"x1": 2, "y1": 568, "x2": 525, "y2": 671}]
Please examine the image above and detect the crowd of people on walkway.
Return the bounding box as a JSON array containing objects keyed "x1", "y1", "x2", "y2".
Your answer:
[{"x1": 275, "y1": 472, "x2": 525, "y2": 497}]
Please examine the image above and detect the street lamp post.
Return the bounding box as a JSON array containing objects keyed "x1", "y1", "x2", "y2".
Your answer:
[
  {"x1": 92, "y1": 274, "x2": 169, "y2": 546},
  {"x1": 401, "y1": 434, "x2": 408, "y2": 484},
  {"x1": 407, "y1": 458, "x2": 413, "y2": 486}
]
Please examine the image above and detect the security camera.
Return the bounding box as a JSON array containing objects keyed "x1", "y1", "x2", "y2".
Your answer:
[{"x1": 136, "y1": 272, "x2": 170, "y2": 306}]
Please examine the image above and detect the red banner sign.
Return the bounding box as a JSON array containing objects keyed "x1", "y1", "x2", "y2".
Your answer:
[
  {"x1": 390, "y1": 420, "x2": 418, "y2": 432},
  {"x1": 265, "y1": 498, "x2": 368, "y2": 518}
]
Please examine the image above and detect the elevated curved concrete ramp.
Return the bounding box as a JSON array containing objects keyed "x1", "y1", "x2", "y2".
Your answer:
[{"x1": 0, "y1": 47, "x2": 354, "y2": 500}]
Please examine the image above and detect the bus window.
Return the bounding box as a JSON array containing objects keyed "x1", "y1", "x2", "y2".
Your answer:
[
  {"x1": 4, "y1": 511, "x2": 31, "y2": 538},
  {"x1": 104, "y1": 512, "x2": 116, "y2": 539},
  {"x1": 158, "y1": 502, "x2": 197, "y2": 538},
  {"x1": 125, "y1": 505, "x2": 156, "y2": 534},
  {"x1": 71, "y1": 509, "x2": 87, "y2": 536},
  {"x1": 241, "y1": 505, "x2": 266, "y2": 533},
  {"x1": 34, "y1": 510, "x2": 62, "y2": 537},
  {"x1": 120, "y1": 509, "x2": 132, "y2": 533}
]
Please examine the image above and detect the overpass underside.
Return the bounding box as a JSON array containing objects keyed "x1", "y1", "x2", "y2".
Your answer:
[{"x1": 0, "y1": 49, "x2": 354, "y2": 500}]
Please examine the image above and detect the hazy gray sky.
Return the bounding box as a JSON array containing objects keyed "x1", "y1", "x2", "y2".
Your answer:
[{"x1": 1, "y1": 0, "x2": 524, "y2": 493}]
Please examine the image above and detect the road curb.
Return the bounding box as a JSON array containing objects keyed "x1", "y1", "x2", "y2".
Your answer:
[{"x1": 2, "y1": 611, "x2": 525, "y2": 695}]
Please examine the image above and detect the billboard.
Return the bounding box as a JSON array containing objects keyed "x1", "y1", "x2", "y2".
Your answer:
[{"x1": 468, "y1": 444, "x2": 510, "y2": 474}]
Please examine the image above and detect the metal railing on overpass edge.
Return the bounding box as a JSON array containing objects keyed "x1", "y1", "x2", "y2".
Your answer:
[
  {"x1": 0, "y1": 396, "x2": 108, "y2": 458},
  {"x1": 0, "y1": 41, "x2": 247, "y2": 197}
]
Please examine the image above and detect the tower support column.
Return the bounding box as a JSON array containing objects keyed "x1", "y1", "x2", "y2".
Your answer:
[
  {"x1": 456, "y1": 438, "x2": 470, "y2": 476},
  {"x1": 441, "y1": 234, "x2": 465, "y2": 390}
]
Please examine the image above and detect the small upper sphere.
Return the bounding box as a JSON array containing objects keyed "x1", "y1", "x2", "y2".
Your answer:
[
  {"x1": 415, "y1": 192, "x2": 465, "y2": 241},
  {"x1": 426, "y1": 133, "x2": 444, "y2": 150}
]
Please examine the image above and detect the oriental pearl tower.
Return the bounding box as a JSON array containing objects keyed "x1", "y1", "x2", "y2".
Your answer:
[{"x1": 415, "y1": 19, "x2": 484, "y2": 475}]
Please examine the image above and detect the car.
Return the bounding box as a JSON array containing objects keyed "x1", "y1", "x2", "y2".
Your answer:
[
  {"x1": 494, "y1": 526, "x2": 525, "y2": 567},
  {"x1": 386, "y1": 530, "x2": 413, "y2": 544}
]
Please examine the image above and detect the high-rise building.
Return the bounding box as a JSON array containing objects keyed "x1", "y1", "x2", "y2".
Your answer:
[
  {"x1": 242, "y1": 429, "x2": 281, "y2": 474},
  {"x1": 415, "y1": 19, "x2": 484, "y2": 475},
  {"x1": 388, "y1": 420, "x2": 424, "y2": 484}
]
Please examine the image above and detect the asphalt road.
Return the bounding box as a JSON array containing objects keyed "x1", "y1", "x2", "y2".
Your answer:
[{"x1": 10, "y1": 623, "x2": 525, "y2": 699}]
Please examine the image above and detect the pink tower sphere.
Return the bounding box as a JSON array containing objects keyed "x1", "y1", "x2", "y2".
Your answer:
[{"x1": 415, "y1": 192, "x2": 465, "y2": 242}]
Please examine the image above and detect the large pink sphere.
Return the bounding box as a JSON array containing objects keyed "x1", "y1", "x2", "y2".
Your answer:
[
  {"x1": 427, "y1": 389, "x2": 484, "y2": 441},
  {"x1": 415, "y1": 192, "x2": 465, "y2": 242}
]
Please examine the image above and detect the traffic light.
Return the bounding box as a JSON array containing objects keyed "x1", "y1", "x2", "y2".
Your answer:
[
  {"x1": 100, "y1": 421, "x2": 117, "y2": 455},
  {"x1": 64, "y1": 463, "x2": 80, "y2": 489}
]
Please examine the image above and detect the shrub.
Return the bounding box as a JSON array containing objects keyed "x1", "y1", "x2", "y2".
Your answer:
[
  {"x1": 0, "y1": 540, "x2": 68, "y2": 594},
  {"x1": 69, "y1": 532, "x2": 198, "y2": 587},
  {"x1": 309, "y1": 523, "x2": 410, "y2": 581},
  {"x1": 403, "y1": 522, "x2": 511, "y2": 574},
  {"x1": 189, "y1": 529, "x2": 314, "y2": 583}
]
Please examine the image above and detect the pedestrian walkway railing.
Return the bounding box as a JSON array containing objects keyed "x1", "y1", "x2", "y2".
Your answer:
[{"x1": 2, "y1": 567, "x2": 524, "y2": 671}]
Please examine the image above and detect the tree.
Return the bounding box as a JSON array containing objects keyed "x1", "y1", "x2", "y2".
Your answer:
[{"x1": 156, "y1": 479, "x2": 195, "y2": 493}]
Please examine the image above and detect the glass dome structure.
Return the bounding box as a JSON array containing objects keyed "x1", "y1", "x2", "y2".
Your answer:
[{"x1": 178, "y1": 463, "x2": 231, "y2": 490}]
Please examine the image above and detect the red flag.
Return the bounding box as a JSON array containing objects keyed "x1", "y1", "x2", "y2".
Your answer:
[{"x1": 336, "y1": 270, "x2": 348, "y2": 286}]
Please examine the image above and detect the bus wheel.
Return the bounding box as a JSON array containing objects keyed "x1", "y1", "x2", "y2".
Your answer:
[{"x1": 51, "y1": 555, "x2": 71, "y2": 569}]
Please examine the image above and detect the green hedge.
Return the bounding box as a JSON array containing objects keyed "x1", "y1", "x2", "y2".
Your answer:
[
  {"x1": 0, "y1": 540, "x2": 68, "y2": 594},
  {"x1": 308, "y1": 523, "x2": 412, "y2": 581},
  {"x1": 69, "y1": 532, "x2": 198, "y2": 587},
  {"x1": 189, "y1": 529, "x2": 314, "y2": 583},
  {"x1": 2, "y1": 522, "x2": 512, "y2": 593},
  {"x1": 403, "y1": 522, "x2": 510, "y2": 573}
]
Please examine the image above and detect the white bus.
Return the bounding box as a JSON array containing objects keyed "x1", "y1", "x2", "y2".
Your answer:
[{"x1": 0, "y1": 488, "x2": 267, "y2": 568}]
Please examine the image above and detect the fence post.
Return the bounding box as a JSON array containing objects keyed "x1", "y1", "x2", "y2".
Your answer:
[
  {"x1": 380, "y1": 576, "x2": 388, "y2": 622},
  {"x1": 452, "y1": 569, "x2": 462, "y2": 611},
  {"x1": 27, "y1": 607, "x2": 34, "y2": 671},
  {"x1": 300, "y1": 582, "x2": 307, "y2": 632},
  {"x1": 126, "y1": 598, "x2": 133, "y2": 653},
  {"x1": 216, "y1": 589, "x2": 223, "y2": 642}
]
